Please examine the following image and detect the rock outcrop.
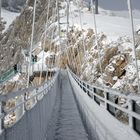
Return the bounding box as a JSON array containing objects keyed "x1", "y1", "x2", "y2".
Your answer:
[
  {"x1": 0, "y1": 0, "x2": 55, "y2": 75},
  {"x1": 61, "y1": 26, "x2": 139, "y2": 94}
]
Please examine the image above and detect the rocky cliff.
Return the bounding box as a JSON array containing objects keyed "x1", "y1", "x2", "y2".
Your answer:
[
  {"x1": 60, "y1": 26, "x2": 140, "y2": 94},
  {"x1": 0, "y1": 0, "x2": 57, "y2": 93},
  {"x1": 0, "y1": 0, "x2": 55, "y2": 75}
]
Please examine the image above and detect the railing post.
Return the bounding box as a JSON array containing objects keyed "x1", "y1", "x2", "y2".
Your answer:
[
  {"x1": 22, "y1": 95, "x2": 25, "y2": 114},
  {"x1": 37, "y1": 86, "x2": 44, "y2": 101},
  {"x1": 82, "y1": 82, "x2": 84, "y2": 91},
  {"x1": 24, "y1": 92, "x2": 28, "y2": 111},
  {"x1": 86, "y1": 84, "x2": 88, "y2": 93},
  {"x1": 42, "y1": 84, "x2": 45, "y2": 93},
  {"x1": 83, "y1": 82, "x2": 86, "y2": 93},
  {"x1": 104, "y1": 92, "x2": 108, "y2": 109},
  {"x1": 129, "y1": 100, "x2": 134, "y2": 128},
  {"x1": 15, "y1": 96, "x2": 25, "y2": 121},
  {"x1": 31, "y1": 89, "x2": 37, "y2": 106},
  {"x1": 93, "y1": 87, "x2": 96, "y2": 101}
]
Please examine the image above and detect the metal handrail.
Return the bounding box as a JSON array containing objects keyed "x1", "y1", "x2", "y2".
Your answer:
[
  {"x1": 67, "y1": 67, "x2": 140, "y2": 131},
  {"x1": 0, "y1": 71, "x2": 59, "y2": 130},
  {"x1": 68, "y1": 67, "x2": 140, "y2": 102},
  {"x1": 0, "y1": 70, "x2": 58, "y2": 102}
]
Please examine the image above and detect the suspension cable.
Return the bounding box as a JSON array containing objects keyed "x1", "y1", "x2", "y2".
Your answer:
[
  {"x1": 69, "y1": 1, "x2": 80, "y2": 72},
  {"x1": 47, "y1": 28, "x2": 55, "y2": 80},
  {"x1": 39, "y1": 35, "x2": 45, "y2": 85},
  {"x1": 90, "y1": 0, "x2": 103, "y2": 79},
  {"x1": 77, "y1": 0, "x2": 86, "y2": 59},
  {"x1": 66, "y1": 0, "x2": 71, "y2": 66},
  {"x1": 27, "y1": 0, "x2": 37, "y2": 88},
  {"x1": 127, "y1": 0, "x2": 140, "y2": 93},
  {"x1": 46, "y1": 1, "x2": 57, "y2": 81},
  {"x1": 70, "y1": 0, "x2": 82, "y2": 73},
  {"x1": 70, "y1": 1, "x2": 82, "y2": 74},
  {"x1": 63, "y1": 0, "x2": 78, "y2": 73},
  {"x1": 69, "y1": 2, "x2": 74, "y2": 27},
  {"x1": 56, "y1": 0, "x2": 82, "y2": 73},
  {"x1": 39, "y1": 0, "x2": 51, "y2": 85},
  {"x1": 56, "y1": 0, "x2": 71, "y2": 68},
  {"x1": 56, "y1": 0, "x2": 61, "y2": 69}
]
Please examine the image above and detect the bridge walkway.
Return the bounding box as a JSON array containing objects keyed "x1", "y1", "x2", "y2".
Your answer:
[{"x1": 47, "y1": 70, "x2": 89, "y2": 140}]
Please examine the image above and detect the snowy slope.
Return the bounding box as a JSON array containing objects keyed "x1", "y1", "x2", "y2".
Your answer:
[
  {"x1": 1, "y1": 8, "x2": 19, "y2": 30},
  {"x1": 67, "y1": 2, "x2": 140, "y2": 41},
  {"x1": 85, "y1": 0, "x2": 140, "y2": 11}
]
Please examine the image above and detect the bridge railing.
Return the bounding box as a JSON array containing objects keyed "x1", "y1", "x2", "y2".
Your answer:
[
  {"x1": 0, "y1": 67, "x2": 17, "y2": 84},
  {"x1": 68, "y1": 67, "x2": 140, "y2": 135},
  {"x1": 0, "y1": 70, "x2": 59, "y2": 134}
]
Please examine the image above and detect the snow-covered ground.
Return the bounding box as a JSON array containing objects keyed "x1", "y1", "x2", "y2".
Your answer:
[
  {"x1": 1, "y1": 8, "x2": 19, "y2": 30},
  {"x1": 66, "y1": 2, "x2": 140, "y2": 41},
  {"x1": 98, "y1": 7, "x2": 140, "y2": 19},
  {"x1": 84, "y1": 0, "x2": 140, "y2": 12}
]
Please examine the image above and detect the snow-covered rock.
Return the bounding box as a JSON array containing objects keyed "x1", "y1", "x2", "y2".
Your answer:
[
  {"x1": 65, "y1": 25, "x2": 139, "y2": 94},
  {"x1": 0, "y1": 73, "x2": 27, "y2": 95}
]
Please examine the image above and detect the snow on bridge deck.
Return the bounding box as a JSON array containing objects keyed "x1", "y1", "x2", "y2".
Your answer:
[{"x1": 46, "y1": 70, "x2": 89, "y2": 140}]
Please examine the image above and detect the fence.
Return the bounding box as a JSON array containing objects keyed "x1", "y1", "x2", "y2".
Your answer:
[
  {"x1": 0, "y1": 71, "x2": 59, "y2": 140},
  {"x1": 68, "y1": 67, "x2": 140, "y2": 139},
  {"x1": 0, "y1": 68, "x2": 16, "y2": 84}
]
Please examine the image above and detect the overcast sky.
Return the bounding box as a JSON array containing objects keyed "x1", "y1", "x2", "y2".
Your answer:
[{"x1": 85, "y1": 0, "x2": 140, "y2": 11}]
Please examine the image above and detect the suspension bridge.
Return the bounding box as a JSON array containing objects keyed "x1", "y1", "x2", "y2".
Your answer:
[{"x1": 0, "y1": 0, "x2": 140, "y2": 140}]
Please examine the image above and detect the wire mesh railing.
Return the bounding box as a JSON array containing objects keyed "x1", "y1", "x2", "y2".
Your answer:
[{"x1": 0, "y1": 70, "x2": 59, "y2": 139}]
